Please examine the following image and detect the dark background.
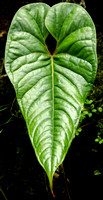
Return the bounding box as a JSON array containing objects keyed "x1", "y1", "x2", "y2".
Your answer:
[{"x1": 0, "y1": 1, "x2": 103, "y2": 200}]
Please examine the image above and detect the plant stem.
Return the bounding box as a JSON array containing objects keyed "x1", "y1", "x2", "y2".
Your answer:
[
  {"x1": 0, "y1": 188, "x2": 8, "y2": 200},
  {"x1": 62, "y1": 164, "x2": 72, "y2": 200},
  {"x1": 0, "y1": 74, "x2": 8, "y2": 79}
]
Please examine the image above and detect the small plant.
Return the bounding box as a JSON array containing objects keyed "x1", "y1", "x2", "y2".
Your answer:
[
  {"x1": 4, "y1": 3, "x2": 97, "y2": 194},
  {"x1": 95, "y1": 121, "x2": 103, "y2": 144},
  {"x1": 76, "y1": 98, "x2": 103, "y2": 136}
]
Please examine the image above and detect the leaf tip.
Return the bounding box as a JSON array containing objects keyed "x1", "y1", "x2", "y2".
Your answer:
[
  {"x1": 51, "y1": 190, "x2": 55, "y2": 198},
  {"x1": 49, "y1": 175, "x2": 55, "y2": 198}
]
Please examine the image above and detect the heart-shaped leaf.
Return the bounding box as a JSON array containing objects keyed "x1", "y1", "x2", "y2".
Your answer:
[{"x1": 5, "y1": 3, "x2": 97, "y2": 191}]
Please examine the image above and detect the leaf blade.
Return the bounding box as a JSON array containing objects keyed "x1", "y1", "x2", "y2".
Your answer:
[{"x1": 5, "y1": 3, "x2": 97, "y2": 191}]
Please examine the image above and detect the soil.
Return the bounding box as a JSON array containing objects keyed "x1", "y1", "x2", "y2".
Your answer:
[{"x1": 0, "y1": 1, "x2": 103, "y2": 200}]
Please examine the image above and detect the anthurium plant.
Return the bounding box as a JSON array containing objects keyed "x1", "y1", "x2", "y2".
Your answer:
[{"x1": 5, "y1": 2, "x2": 97, "y2": 194}]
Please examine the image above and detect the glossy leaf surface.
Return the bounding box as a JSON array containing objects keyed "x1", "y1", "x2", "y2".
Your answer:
[{"x1": 5, "y1": 3, "x2": 97, "y2": 189}]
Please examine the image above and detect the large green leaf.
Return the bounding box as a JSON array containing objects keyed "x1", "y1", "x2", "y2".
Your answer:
[{"x1": 5, "y1": 2, "x2": 97, "y2": 191}]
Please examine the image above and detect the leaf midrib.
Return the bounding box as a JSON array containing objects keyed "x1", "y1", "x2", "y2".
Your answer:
[{"x1": 51, "y1": 55, "x2": 55, "y2": 177}]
